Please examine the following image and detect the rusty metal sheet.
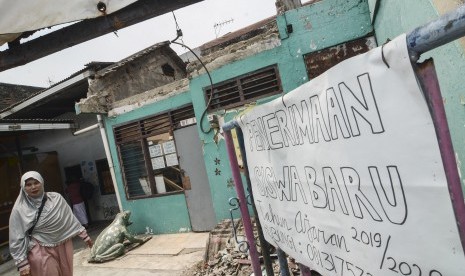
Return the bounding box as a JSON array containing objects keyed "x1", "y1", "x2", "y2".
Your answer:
[{"x1": 304, "y1": 36, "x2": 376, "y2": 79}]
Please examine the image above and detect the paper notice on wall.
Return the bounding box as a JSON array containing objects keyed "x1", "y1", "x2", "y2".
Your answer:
[
  {"x1": 162, "y1": 140, "x2": 176, "y2": 154},
  {"x1": 165, "y1": 153, "x2": 179, "y2": 167},
  {"x1": 237, "y1": 34, "x2": 465, "y2": 275},
  {"x1": 151, "y1": 157, "x2": 165, "y2": 170},
  {"x1": 149, "y1": 144, "x2": 162, "y2": 157}
]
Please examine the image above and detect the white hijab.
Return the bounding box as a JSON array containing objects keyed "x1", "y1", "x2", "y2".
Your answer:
[
  {"x1": 21, "y1": 171, "x2": 45, "y2": 207},
  {"x1": 9, "y1": 171, "x2": 85, "y2": 265}
]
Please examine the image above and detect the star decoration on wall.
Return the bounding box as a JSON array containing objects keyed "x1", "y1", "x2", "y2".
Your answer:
[
  {"x1": 214, "y1": 158, "x2": 221, "y2": 165},
  {"x1": 227, "y1": 178, "x2": 234, "y2": 188},
  {"x1": 215, "y1": 168, "x2": 221, "y2": 175}
]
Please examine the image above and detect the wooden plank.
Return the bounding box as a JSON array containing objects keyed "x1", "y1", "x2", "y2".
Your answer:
[
  {"x1": 0, "y1": 0, "x2": 202, "y2": 72},
  {"x1": 163, "y1": 176, "x2": 183, "y2": 190}
]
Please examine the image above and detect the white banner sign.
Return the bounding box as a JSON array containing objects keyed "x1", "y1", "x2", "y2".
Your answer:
[
  {"x1": 0, "y1": 0, "x2": 138, "y2": 34},
  {"x1": 237, "y1": 34, "x2": 465, "y2": 275}
]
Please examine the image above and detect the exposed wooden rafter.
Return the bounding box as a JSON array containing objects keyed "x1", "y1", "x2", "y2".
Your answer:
[{"x1": 0, "y1": 0, "x2": 202, "y2": 72}]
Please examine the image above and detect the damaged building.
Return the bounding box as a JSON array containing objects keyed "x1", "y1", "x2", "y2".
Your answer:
[
  {"x1": 2, "y1": 0, "x2": 463, "y2": 240},
  {"x1": 76, "y1": 0, "x2": 377, "y2": 234}
]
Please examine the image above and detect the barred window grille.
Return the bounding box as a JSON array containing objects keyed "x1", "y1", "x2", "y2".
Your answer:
[
  {"x1": 114, "y1": 104, "x2": 195, "y2": 199},
  {"x1": 204, "y1": 65, "x2": 282, "y2": 111},
  {"x1": 171, "y1": 104, "x2": 196, "y2": 129},
  {"x1": 118, "y1": 141, "x2": 148, "y2": 197}
]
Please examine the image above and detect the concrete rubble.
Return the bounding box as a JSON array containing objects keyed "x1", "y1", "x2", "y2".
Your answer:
[{"x1": 183, "y1": 219, "x2": 303, "y2": 276}]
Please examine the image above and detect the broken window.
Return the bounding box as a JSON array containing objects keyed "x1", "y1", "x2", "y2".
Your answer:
[
  {"x1": 114, "y1": 104, "x2": 195, "y2": 199},
  {"x1": 96, "y1": 158, "x2": 115, "y2": 195},
  {"x1": 204, "y1": 65, "x2": 283, "y2": 111}
]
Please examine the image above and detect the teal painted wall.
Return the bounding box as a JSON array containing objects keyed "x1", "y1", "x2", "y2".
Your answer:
[
  {"x1": 190, "y1": 0, "x2": 373, "y2": 222},
  {"x1": 372, "y1": 1, "x2": 465, "y2": 195},
  {"x1": 104, "y1": 92, "x2": 193, "y2": 234},
  {"x1": 103, "y1": 0, "x2": 374, "y2": 233}
]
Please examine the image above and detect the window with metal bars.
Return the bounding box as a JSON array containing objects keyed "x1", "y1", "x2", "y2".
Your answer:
[
  {"x1": 114, "y1": 104, "x2": 195, "y2": 199},
  {"x1": 204, "y1": 65, "x2": 283, "y2": 112}
]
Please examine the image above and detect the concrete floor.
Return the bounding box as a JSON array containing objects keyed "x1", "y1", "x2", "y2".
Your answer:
[
  {"x1": 0, "y1": 222, "x2": 209, "y2": 276},
  {"x1": 73, "y1": 232, "x2": 209, "y2": 276}
]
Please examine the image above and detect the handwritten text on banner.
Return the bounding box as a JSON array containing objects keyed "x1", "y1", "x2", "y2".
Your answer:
[{"x1": 237, "y1": 34, "x2": 465, "y2": 276}]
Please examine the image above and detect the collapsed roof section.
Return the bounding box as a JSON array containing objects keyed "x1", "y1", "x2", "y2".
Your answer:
[
  {"x1": 188, "y1": 16, "x2": 279, "y2": 78},
  {"x1": 76, "y1": 15, "x2": 281, "y2": 116},
  {"x1": 77, "y1": 42, "x2": 188, "y2": 114}
]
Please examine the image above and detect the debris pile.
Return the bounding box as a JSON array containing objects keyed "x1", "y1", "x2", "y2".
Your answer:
[{"x1": 184, "y1": 219, "x2": 303, "y2": 276}]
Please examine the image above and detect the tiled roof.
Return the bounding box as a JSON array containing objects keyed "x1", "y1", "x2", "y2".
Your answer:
[
  {"x1": 0, "y1": 83, "x2": 44, "y2": 111},
  {"x1": 0, "y1": 62, "x2": 112, "y2": 116}
]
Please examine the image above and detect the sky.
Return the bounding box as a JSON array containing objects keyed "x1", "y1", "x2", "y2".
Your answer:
[{"x1": 0, "y1": 0, "x2": 277, "y2": 88}]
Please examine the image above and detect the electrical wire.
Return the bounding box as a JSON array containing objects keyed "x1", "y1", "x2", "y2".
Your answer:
[
  {"x1": 170, "y1": 12, "x2": 214, "y2": 134},
  {"x1": 171, "y1": 12, "x2": 185, "y2": 45}
]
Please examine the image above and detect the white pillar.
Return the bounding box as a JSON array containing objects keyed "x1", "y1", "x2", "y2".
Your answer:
[{"x1": 97, "y1": 114, "x2": 123, "y2": 211}]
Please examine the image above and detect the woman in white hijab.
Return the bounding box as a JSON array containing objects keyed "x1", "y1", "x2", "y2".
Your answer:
[{"x1": 9, "y1": 171, "x2": 93, "y2": 276}]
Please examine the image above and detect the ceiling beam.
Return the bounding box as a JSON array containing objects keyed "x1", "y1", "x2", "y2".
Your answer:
[{"x1": 0, "y1": 0, "x2": 202, "y2": 72}]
